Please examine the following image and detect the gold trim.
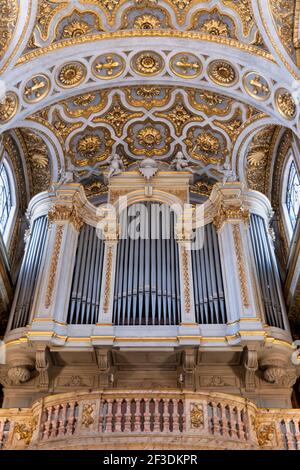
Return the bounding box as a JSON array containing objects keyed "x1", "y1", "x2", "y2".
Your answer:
[{"x1": 16, "y1": 31, "x2": 275, "y2": 66}]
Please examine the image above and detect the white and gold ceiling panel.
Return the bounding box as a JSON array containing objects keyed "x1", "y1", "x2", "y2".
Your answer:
[
  {"x1": 0, "y1": 43, "x2": 298, "y2": 132},
  {"x1": 0, "y1": 0, "x2": 299, "y2": 202},
  {"x1": 23, "y1": 85, "x2": 260, "y2": 183},
  {"x1": 21, "y1": 0, "x2": 268, "y2": 54}
]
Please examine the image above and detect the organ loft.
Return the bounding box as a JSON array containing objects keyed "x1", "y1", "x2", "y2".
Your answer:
[{"x1": 0, "y1": 0, "x2": 300, "y2": 451}]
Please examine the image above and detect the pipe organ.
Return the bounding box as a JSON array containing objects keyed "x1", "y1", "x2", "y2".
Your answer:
[
  {"x1": 67, "y1": 224, "x2": 105, "y2": 325},
  {"x1": 10, "y1": 216, "x2": 48, "y2": 329},
  {"x1": 249, "y1": 215, "x2": 285, "y2": 330},
  {"x1": 113, "y1": 202, "x2": 181, "y2": 326},
  {"x1": 2, "y1": 176, "x2": 297, "y2": 411},
  {"x1": 191, "y1": 223, "x2": 227, "y2": 324}
]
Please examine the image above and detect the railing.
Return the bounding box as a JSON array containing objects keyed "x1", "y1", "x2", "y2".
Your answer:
[{"x1": 0, "y1": 391, "x2": 299, "y2": 450}]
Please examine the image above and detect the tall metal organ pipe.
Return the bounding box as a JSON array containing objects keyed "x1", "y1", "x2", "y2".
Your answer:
[
  {"x1": 249, "y1": 214, "x2": 285, "y2": 329},
  {"x1": 191, "y1": 223, "x2": 227, "y2": 324},
  {"x1": 11, "y1": 216, "x2": 48, "y2": 329},
  {"x1": 67, "y1": 224, "x2": 105, "y2": 324},
  {"x1": 113, "y1": 202, "x2": 181, "y2": 326}
]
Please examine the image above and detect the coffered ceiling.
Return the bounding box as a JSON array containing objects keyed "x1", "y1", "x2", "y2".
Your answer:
[{"x1": 0, "y1": 0, "x2": 299, "y2": 200}]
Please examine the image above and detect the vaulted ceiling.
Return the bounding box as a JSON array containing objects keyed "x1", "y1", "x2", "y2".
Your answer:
[{"x1": 0, "y1": 0, "x2": 299, "y2": 201}]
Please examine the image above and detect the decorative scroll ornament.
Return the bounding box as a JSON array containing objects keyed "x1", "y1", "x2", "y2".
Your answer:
[
  {"x1": 275, "y1": 88, "x2": 296, "y2": 120},
  {"x1": 48, "y1": 204, "x2": 83, "y2": 232},
  {"x1": 14, "y1": 418, "x2": 38, "y2": 446},
  {"x1": 208, "y1": 60, "x2": 238, "y2": 86},
  {"x1": 103, "y1": 246, "x2": 114, "y2": 312},
  {"x1": 131, "y1": 51, "x2": 164, "y2": 76},
  {"x1": 56, "y1": 62, "x2": 87, "y2": 88},
  {"x1": 182, "y1": 248, "x2": 191, "y2": 312},
  {"x1": 255, "y1": 423, "x2": 275, "y2": 447},
  {"x1": 81, "y1": 403, "x2": 95, "y2": 428},
  {"x1": 243, "y1": 72, "x2": 270, "y2": 101},
  {"x1": 0, "y1": 92, "x2": 18, "y2": 123},
  {"x1": 232, "y1": 224, "x2": 250, "y2": 307},
  {"x1": 0, "y1": 0, "x2": 18, "y2": 61},
  {"x1": 23, "y1": 74, "x2": 50, "y2": 103},
  {"x1": 190, "y1": 403, "x2": 204, "y2": 428},
  {"x1": 199, "y1": 18, "x2": 229, "y2": 37},
  {"x1": 170, "y1": 52, "x2": 202, "y2": 78},
  {"x1": 45, "y1": 225, "x2": 64, "y2": 309},
  {"x1": 92, "y1": 53, "x2": 125, "y2": 79}
]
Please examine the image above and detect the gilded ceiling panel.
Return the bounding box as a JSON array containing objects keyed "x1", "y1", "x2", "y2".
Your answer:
[
  {"x1": 27, "y1": 85, "x2": 262, "y2": 188},
  {"x1": 22, "y1": 0, "x2": 269, "y2": 57}
]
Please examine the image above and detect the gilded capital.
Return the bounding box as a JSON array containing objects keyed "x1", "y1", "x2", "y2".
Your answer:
[
  {"x1": 48, "y1": 204, "x2": 83, "y2": 232},
  {"x1": 213, "y1": 206, "x2": 250, "y2": 231}
]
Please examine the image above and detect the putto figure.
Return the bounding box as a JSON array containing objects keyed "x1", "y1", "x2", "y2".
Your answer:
[
  {"x1": 107, "y1": 153, "x2": 124, "y2": 178},
  {"x1": 171, "y1": 151, "x2": 190, "y2": 171}
]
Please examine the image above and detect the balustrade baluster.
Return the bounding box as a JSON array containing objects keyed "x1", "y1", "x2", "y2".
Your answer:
[
  {"x1": 134, "y1": 400, "x2": 142, "y2": 432},
  {"x1": 43, "y1": 406, "x2": 53, "y2": 439},
  {"x1": 66, "y1": 402, "x2": 76, "y2": 436},
  {"x1": 143, "y1": 399, "x2": 151, "y2": 432},
  {"x1": 173, "y1": 399, "x2": 180, "y2": 432},
  {"x1": 58, "y1": 404, "x2": 67, "y2": 436},
  {"x1": 0, "y1": 420, "x2": 4, "y2": 448},
  {"x1": 115, "y1": 400, "x2": 122, "y2": 432},
  {"x1": 163, "y1": 399, "x2": 170, "y2": 433},
  {"x1": 220, "y1": 405, "x2": 228, "y2": 438},
  {"x1": 153, "y1": 399, "x2": 161, "y2": 433},
  {"x1": 50, "y1": 405, "x2": 60, "y2": 438},
  {"x1": 124, "y1": 400, "x2": 132, "y2": 432},
  {"x1": 105, "y1": 400, "x2": 113, "y2": 433},
  {"x1": 295, "y1": 419, "x2": 300, "y2": 450}
]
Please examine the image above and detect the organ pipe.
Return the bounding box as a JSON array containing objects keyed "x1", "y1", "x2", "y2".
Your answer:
[
  {"x1": 191, "y1": 223, "x2": 227, "y2": 324},
  {"x1": 67, "y1": 224, "x2": 105, "y2": 324},
  {"x1": 249, "y1": 215, "x2": 284, "y2": 329},
  {"x1": 113, "y1": 202, "x2": 181, "y2": 326},
  {"x1": 11, "y1": 216, "x2": 48, "y2": 329}
]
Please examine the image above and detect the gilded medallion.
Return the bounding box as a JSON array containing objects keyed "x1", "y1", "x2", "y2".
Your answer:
[
  {"x1": 0, "y1": 91, "x2": 18, "y2": 123},
  {"x1": 92, "y1": 53, "x2": 125, "y2": 80},
  {"x1": 56, "y1": 62, "x2": 87, "y2": 88},
  {"x1": 131, "y1": 51, "x2": 164, "y2": 76},
  {"x1": 275, "y1": 88, "x2": 296, "y2": 120},
  {"x1": 23, "y1": 74, "x2": 50, "y2": 103},
  {"x1": 208, "y1": 60, "x2": 238, "y2": 86},
  {"x1": 170, "y1": 53, "x2": 202, "y2": 79},
  {"x1": 243, "y1": 72, "x2": 270, "y2": 101}
]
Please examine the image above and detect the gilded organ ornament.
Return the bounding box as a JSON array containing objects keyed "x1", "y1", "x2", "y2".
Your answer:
[
  {"x1": 23, "y1": 74, "x2": 51, "y2": 103},
  {"x1": 0, "y1": 92, "x2": 18, "y2": 124},
  {"x1": 208, "y1": 60, "x2": 238, "y2": 86},
  {"x1": 275, "y1": 88, "x2": 296, "y2": 120},
  {"x1": 243, "y1": 72, "x2": 271, "y2": 101},
  {"x1": 131, "y1": 51, "x2": 164, "y2": 76},
  {"x1": 92, "y1": 54, "x2": 125, "y2": 80},
  {"x1": 56, "y1": 62, "x2": 87, "y2": 88},
  {"x1": 170, "y1": 53, "x2": 202, "y2": 78}
]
